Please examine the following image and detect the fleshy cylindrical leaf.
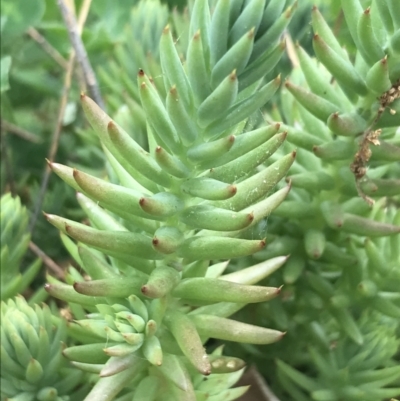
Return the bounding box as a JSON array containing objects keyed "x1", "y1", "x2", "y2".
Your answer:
[
  {"x1": 173, "y1": 277, "x2": 280, "y2": 303},
  {"x1": 191, "y1": 315, "x2": 285, "y2": 344},
  {"x1": 141, "y1": 265, "x2": 180, "y2": 298},
  {"x1": 164, "y1": 310, "x2": 211, "y2": 375},
  {"x1": 177, "y1": 237, "x2": 265, "y2": 261}
]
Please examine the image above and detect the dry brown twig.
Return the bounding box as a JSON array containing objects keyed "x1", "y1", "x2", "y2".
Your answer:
[
  {"x1": 27, "y1": 27, "x2": 69, "y2": 70},
  {"x1": 57, "y1": 0, "x2": 105, "y2": 109},
  {"x1": 29, "y1": 241, "x2": 65, "y2": 279},
  {"x1": 1, "y1": 119, "x2": 42, "y2": 143},
  {"x1": 29, "y1": 0, "x2": 93, "y2": 233},
  {"x1": 350, "y1": 79, "x2": 400, "y2": 205}
]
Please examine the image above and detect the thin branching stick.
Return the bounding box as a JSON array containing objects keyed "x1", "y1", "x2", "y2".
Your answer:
[
  {"x1": 57, "y1": 0, "x2": 105, "y2": 110},
  {"x1": 29, "y1": 241, "x2": 65, "y2": 279},
  {"x1": 27, "y1": 27, "x2": 69, "y2": 70},
  {"x1": 29, "y1": 0, "x2": 92, "y2": 233},
  {"x1": 1, "y1": 120, "x2": 42, "y2": 143}
]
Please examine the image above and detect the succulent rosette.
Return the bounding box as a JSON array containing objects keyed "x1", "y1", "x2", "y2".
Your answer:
[
  {"x1": 1, "y1": 297, "x2": 87, "y2": 401},
  {"x1": 1, "y1": 194, "x2": 42, "y2": 301}
]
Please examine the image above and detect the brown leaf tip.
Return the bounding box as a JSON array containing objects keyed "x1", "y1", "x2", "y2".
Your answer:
[
  {"x1": 248, "y1": 27, "x2": 255, "y2": 39},
  {"x1": 229, "y1": 185, "x2": 237, "y2": 195},
  {"x1": 138, "y1": 69, "x2": 145, "y2": 77},
  {"x1": 107, "y1": 120, "x2": 117, "y2": 131}
]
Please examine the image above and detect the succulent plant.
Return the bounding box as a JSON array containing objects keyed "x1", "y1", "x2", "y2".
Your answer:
[
  {"x1": 0, "y1": 296, "x2": 88, "y2": 401},
  {"x1": 225, "y1": 0, "x2": 400, "y2": 399},
  {"x1": 4, "y1": 0, "x2": 399, "y2": 400},
  {"x1": 1, "y1": 193, "x2": 42, "y2": 301},
  {"x1": 96, "y1": 0, "x2": 169, "y2": 149},
  {"x1": 40, "y1": 0, "x2": 302, "y2": 398},
  {"x1": 277, "y1": 311, "x2": 400, "y2": 401}
]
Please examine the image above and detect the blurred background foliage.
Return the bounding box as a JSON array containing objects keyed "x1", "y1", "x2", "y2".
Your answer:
[{"x1": 4, "y1": 1, "x2": 399, "y2": 400}]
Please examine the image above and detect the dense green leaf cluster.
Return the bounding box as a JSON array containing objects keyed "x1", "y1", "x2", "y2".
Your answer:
[
  {"x1": 39, "y1": 0, "x2": 300, "y2": 399},
  {"x1": 1, "y1": 0, "x2": 400, "y2": 400},
  {"x1": 232, "y1": 0, "x2": 400, "y2": 399},
  {"x1": 1, "y1": 194, "x2": 43, "y2": 301},
  {"x1": 1, "y1": 297, "x2": 88, "y2": 401}
]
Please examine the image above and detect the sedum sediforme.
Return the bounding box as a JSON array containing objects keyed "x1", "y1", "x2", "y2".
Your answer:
[
  {"x1": 1, "y1": 194, "x2": 42, "y2": 302},
  {"x1": 1, "y1": 296, "x2": 88, "y2": 401},
  {"x1": 269, "y1": 208, "x2": 400, "y2": 400},
  {"x1": 42, "y1": 0, "x2": 299, "y2": 399},
  {"x1": 234, "y1": 1, "x2": 400, "y2": 399},
  {"x1": 277, "y1": 311, "x2": 400, "y2": 401}
]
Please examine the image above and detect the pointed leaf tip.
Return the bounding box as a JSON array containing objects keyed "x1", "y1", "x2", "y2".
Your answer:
[
  {"x1": 107, "y1": 120, "x2": 117, "y2": 132},
  {"x1": 229, "y1": 185, "x2": 237, "y2": 195},
  {"x1": 141, "y1": 285, "x2": 150, "y2": 295}
]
